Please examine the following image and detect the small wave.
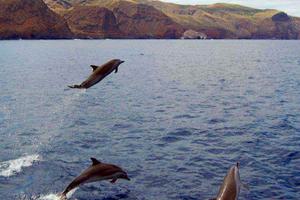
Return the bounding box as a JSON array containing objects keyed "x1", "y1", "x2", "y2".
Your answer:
[
  {"x1": 208, "y1": 118, "x2": 226, "y2": 124},
  {"x1": 173, "y1": 114, "x2": 197, "y2": 119},
  {"x1": 155, "y1": 109, "x2": 165, "y2": 113},
  {"x1": 161, "y1": 136, "x2": 181, "y2": 143},
  {"x1": 113, "y1": 123, "x2": 133, "y2": 129},
  {"x1": 167, "y1": 128, "x2": 193, "y2": 136},
  {"x1": 0, "y1": 154, "x2": 40, "y2": 177}
]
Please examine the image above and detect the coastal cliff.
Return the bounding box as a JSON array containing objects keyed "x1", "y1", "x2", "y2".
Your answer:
[
  {"x1": 1, "y1": 0, "x2": 299, "y2": 39},
  {"x1": 64, "y1": 6, "x2": 123, "y2": 39},
  {"x1": 0, "y1": 0, "x2": 73, "y2": 39}
]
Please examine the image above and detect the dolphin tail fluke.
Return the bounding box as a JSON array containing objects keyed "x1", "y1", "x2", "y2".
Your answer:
[
  {"x1": 68, "y1": 85, "x2": 82, "y2": 89},
  {"x1": 59, "y1": 192, "x2": 67, "y2": 200}
]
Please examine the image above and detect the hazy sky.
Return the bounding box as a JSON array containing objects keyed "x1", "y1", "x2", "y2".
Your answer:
[{"x1": 161, "y1": 0, "x2": 300, "y2": 17}]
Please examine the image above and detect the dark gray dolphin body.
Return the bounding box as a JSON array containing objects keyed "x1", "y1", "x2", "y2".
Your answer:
[
  {"x1": 60, "y1": 158, "x2": 130, "y2": 199},
  {"x1": 211, "y1": 163, "x2": 247, "y2": 200},
  {"x1": 68, "y1": 59, "x2": 125, "y2": 89}
]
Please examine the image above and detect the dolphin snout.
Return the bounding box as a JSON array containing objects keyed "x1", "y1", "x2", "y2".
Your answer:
[
  {"x1": 123, "y1": 175, "x2": 130, "y2": 181},
  {"x1": 120, "y1": 60, "x2": 125, "y2": 64}
]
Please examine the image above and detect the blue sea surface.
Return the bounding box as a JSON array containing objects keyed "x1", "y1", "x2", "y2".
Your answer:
[{"x1": 0, "y1": 40, "x2": 300, "y2": 200}]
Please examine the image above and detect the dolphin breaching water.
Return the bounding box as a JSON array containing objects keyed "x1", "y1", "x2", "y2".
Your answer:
[
  {"x1": 60, "y1": 158, "x2": 130, "y2": 199},
  {"x1": 211, "y1": 163, "x2": 248, "y2": 200},
  {"x1": 68, "y1": 59, "x2": 125, "y2": 89}
]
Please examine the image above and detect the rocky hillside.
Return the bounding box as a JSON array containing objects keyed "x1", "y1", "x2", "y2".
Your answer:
[
  {"x1": 61, "y1": 1, "x2": 183, "y2": 38},
  {"x1": 45, "y1": 0, "x2": 300, "y2": 39},
  {"x1": 0, "y1": 0, "x2": 73, "y2": 39},
  {"x1": 110, "y1": 1, "x2": 184, "y2": 39},
  {"x1": 1, "y1": 0, "x2": 300, "y2": 39},
  {"x1": 132, "y1": 1, "x2": 300, "y2": 39},
  {"x1": 64, "y1": 6, "x2": 123, "y2": 38}
]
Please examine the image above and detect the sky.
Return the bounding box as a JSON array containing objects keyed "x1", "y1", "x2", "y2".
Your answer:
[{"x1": 161, "y1": 0, "x2": 300, "y2": 17}]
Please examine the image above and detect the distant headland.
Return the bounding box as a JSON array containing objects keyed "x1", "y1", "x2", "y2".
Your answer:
[{"x1": 0, "y1": 0, "x2": 300, "y2": 40}]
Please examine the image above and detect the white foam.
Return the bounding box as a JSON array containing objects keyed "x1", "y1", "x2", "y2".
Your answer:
[
  {"x1": 0, "y1": 154, "x2": 40, "y2": 177},
  {"x1": 38, "y1": 189, "x2": 78, "y2": 200},
  {"x1": 38, "y1": 194, "x2": 61, "y2": 200}
]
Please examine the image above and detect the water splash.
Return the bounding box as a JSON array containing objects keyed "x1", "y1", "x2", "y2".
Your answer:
[
  {"x1": 38, "y1": 189, "x2": 78, "y2": 200},
  {"x1": 0, "y1": 154, "x2": 40, "y2": 177}
]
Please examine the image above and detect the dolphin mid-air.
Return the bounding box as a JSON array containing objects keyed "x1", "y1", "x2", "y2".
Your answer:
[
  {"x1": 68, "y1": 59, "x2": 125, "y2": 89},
  {"x1": 60, "y1": 158, "x2": 130, "y2": 199},
  {"x1": 211, "y1": 163, "x2": 248, "y2": 200}
]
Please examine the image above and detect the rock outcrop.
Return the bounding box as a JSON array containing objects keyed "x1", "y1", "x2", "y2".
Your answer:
[
  {"x1": 64, "y1": 6, "x2": 122, "y2": 38},
  {"x1": 0, "y1": 0, "x2": 73, "y2": 39},
  {"x1": 253, "y1": 12, "x2": 299, "y2": 39},
  {"x1": 272, "y1": 12, "x2": 291, "y2": 22},
  {"x1": 181, "y1": 29, "x2": 207, "y2": 39},
  {"x1": 44, "y1": 0, "x2": 72, "y2": 15}
]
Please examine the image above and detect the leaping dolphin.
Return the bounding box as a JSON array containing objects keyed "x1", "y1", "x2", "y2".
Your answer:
[
  {"x1": 211, "y1": 163, "x2": 248, "y2": 200},
  {"x1": 68, "y1": 59, "x2": 125, "y2": 89},
  {"x1": 60, "y1": 158, "x2": 130, "y2": 199}
]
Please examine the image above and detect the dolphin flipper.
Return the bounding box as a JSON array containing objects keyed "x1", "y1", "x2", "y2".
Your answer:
[
  {"x1": 115, "y1": 67, "x2": 118, "y2": 73},
  {"x1": 68, "y1": 85, "x2": 82, "y2": 89}
]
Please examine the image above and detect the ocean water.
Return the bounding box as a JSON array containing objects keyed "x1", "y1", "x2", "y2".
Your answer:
[{"x1": 0, "y1": 40, "x2": 299, "y2": 200}]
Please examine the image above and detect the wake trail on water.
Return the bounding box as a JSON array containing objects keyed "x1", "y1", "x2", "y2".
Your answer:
[{"x1": 0, "y1": 154, "x2": 40, "y2": 177}]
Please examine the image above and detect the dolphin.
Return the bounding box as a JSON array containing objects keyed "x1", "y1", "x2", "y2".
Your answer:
[
  {"x1": 211, "y1": 163, "x2": 248, "y2": 200},
  {"x1": 68, "y1": 59, "x2": 125, "y2": 89},
  {"x1": 60, "y1": 158, "x2": 130, "y2": 199}
]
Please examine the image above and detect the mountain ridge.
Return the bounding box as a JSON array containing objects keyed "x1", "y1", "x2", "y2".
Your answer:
[
  {"x1": 0, "y1": 0, "x2": 299, "y2": 39},
  {"x1": 38, "y1": 0, "x2": 300, "y2": 39}
]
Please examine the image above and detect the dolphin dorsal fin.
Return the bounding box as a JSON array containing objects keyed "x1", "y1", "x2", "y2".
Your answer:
[
  {"x1": 90, "y1": 158, "x2": 101, "y2": 165},
  {"x1": 90, "y1": 65, "x2": 99, "y2": 72}
]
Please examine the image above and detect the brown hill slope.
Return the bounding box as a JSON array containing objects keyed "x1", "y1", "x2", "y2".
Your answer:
[
  {"x1": 64, "y1": 6, "x2": 123, "y2": 38},
  {"x1": 50, "y1": 0, "x2": 184, "y2": 38},
  {"x1": 110, "y1": 1, "x2": 184, "y2": 38},
  {"x1": 0, "y1": 0, "x2": 73, "y2": 39},
  {"x1": 135, "y1": 1, "x2": 300, "y2": 39},
  {"x1": 45, "y1": 0, "x2": 300, "y2": 39}
]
